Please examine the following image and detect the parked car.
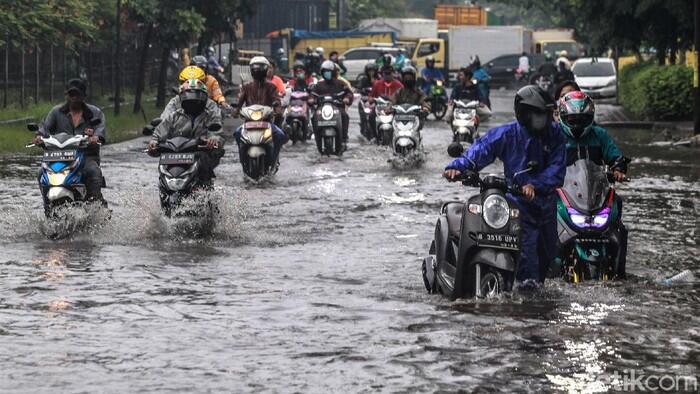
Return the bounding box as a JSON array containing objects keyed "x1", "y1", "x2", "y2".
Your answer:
[
  {"x1": 572, "y1": 57, "x2": 617, "y2": 100},
  {"x1": 483, "y1": 53, "x2": 545, "y2": 87},
  {"x1": 340, "y1": 47, "x2": 399, "y2": 83}
]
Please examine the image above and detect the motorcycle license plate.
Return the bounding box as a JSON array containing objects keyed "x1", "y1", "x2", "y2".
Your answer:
[
  {"x1": 476, "y1": 232, "x2": 519, "y2": 251},
  {"x1": 160, "y1": 153, "x2": 195, "y2": 165},
  {"x1": 317, "y1": 120, "x2": 337, "y2": 127},
  {"x1": 394, "y1": 115, "x2": 415, "y2": 122},
  {"x1": 245, "y1": 121, "x2": 270, "y2": 129},
  {"x1": 43, "y1": 150, "x2": 76, "y2": 162}
]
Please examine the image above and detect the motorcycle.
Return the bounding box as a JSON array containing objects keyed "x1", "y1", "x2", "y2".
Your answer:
[
  {"x1": 422, "y1": 144, "x2": 538, "y2": 299},
  {"x1": 284, "y1": 90, "x2": 311, "y2": 144},
  {"x1": 311, "y1": 91, "x2": 346, "y2": 156},
  {"x1": 554, "y1": 157, "x2": 630, "y2": 282},
  {"x1": 238, "y1": 105, "x2": 277, "y2": 179},
  {"x1": 142, "y1": 119, "x2": 221, "y2": 217},
  {"x1": 358, "y1": 87, "x2": 373, "y2": 141},
  {"x1": 428, "y1": 80, "x2": 448, "y2": 120},
  {"x1": 27, "y1": 119, "x2": 102, "y2": 218},
  {"x1": 450, "y1": 100, "x2": 480, "y2": 144},
  {"x1": 391, "y1": 103, "x2": 423, "y2": 157},
  {"x1": 374, "y1": 96, "x2": 394, "y2": 146}
]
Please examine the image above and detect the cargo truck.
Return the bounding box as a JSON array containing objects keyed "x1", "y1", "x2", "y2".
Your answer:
[
  {"x1": 433, "y1": 4, "x2": 488, "y2": 29},
  {"x1": 532, "y1": 29, "x2": 582, "y2": 58}
]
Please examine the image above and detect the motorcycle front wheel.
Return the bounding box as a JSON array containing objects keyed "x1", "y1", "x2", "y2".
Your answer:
[{"x1": 479, "y1": 269, "x2": 505, "y2": 299}]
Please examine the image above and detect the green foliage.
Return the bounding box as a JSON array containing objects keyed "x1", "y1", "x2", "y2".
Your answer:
[{"x1": 620, "y1": 63, "x2": 694, "y2": 120}]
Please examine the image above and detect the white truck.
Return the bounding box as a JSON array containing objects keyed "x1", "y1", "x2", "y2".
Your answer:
[{"x1": 447, "y1": 25, "x2": 533, "y2": 71}]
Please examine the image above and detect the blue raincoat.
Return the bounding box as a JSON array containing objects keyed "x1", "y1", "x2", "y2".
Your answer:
[
  {"x1": 446, "y1": 121, "x2": 567, "y2": 282},
  {"x1": 420, "y1": 67, "x2": 445, "y2": 94}
]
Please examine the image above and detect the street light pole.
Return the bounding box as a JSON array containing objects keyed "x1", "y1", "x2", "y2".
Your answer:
[
  {"x1": 114, "y1": 0, "x2": 121, "y2": 116},
  {"x1": 694, "y1": 0, "x2": 699, "y2": 134}
]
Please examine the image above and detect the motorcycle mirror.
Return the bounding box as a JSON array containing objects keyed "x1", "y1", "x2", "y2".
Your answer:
[
  {"x1": 150, "y1": 118, "x2": 162, "y2": 127},
  {"x1": 142, "y1": 126, "x2": 154, "y2": 136},
  {"x1": 26, "y1": 123, "x2": 39, "y2": 132},
  {"x1": 208, "y1": 123, "x2": 222, "y2": 132},
  {"x1": 90, "y1": 118, "x2": 101, "y2": 127},
  {"x1": 527, "y1": 161, "x2": 540, "y2": 171},
  {"x1": 447, "y1": 142, "x2": 464, "y2": 158}
]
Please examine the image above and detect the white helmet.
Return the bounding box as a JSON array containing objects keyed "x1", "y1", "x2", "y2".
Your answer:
[
  {"x1": 250, "y1": 56, "x2": 271, "y2": 67},
  {"x1": 559, "y1": 50, "x2": 568, "y2": 57},
  {"x1": 316, "y1": 47, "x2": 324, "y2": 55}
]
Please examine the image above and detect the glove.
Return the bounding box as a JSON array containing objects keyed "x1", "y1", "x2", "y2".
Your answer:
[
  {"x1": 31, "y1": 135, "x2": 43, "y2": 145},
  {"x1": 147, "y1": 140, "x2": 158, "y2": 152}
]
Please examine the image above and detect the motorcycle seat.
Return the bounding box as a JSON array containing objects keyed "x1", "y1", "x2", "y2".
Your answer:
[{"x1": 444, "y1": 202, "x2": 464, "y2": 238}]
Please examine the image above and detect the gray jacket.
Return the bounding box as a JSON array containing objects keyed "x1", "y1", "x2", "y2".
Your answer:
[
  {"x1": 161, "y1": 96, "x2": 221, "y2": 120},
  {"x1": 39, "y1": 102, "x2": 106, "y2": 156},
  {"x1": 152, "y1": 105, "x2": 224, "y2": 145}
]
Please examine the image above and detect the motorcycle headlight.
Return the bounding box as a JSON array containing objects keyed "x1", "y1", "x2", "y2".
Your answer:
[
  {"x1": 378, "y1": 114, "x2": 393, "y2": 123},
  {"x1": 592, "y1": 207, "x2": 610, "y2": 228},
  {"x1": 321, "y1": 104, "x2": 334, "y2": 120},
  {"x1": 48, "y1": 168, "x2": 70, "y2": 186},
  {"x1": 251, "y1": 111, "x2": 263, "y2": 121},
  {"x1": 455, "y1": 111, "x2": 472, "y2": 120},
  {"x1": 364, "y1": 107, "x2": 371, "y2": 114},
  {"x1": 394, "y1": 120, "x2": 415, "y2": 131},
  {"x1": 165, "y1": 176, "x2": 189, "y2": 191},
  {"x1": 567, "y1": 207, "x2": 588, "y2": 228},
  {"x1": 482, "y1": 194, "x2": 510, "y2": 229}
]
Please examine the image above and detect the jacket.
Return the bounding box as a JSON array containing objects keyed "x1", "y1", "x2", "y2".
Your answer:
[
  {"x1": 236, "y1": 80, "x2": 281, "y2": 108},
  {"x1": 205, "y1": 75, "x2": 226, "y2": 105},
  {"x1": 39, "y1": 102, "x2": 107, "y2": 157},
  {"x1": 287, "y1": 76, "x2": 317, "y2": 92},
  {"x1": 390, "y1": 87, "x2": 429, "y2": 110},
  {"x1": 450, "y1": 83, "x2": 482, "y2": 102},
  {"x1": 420, "y1": 67, "x2": 444, "y2": 92},
  {"x1": 472, "y1": 67, "x2": 491, "y2": 99},
  {"x1": 446, "y1": 121, "x2": 567, "y2": 206},
  {"x1": 309, "y1": 79, "x2": 354, "y2": 106},
  {"x1": 369, "y1": 79, "x2": 403, "y2": 99},
  {"x1": 152, "y1": 105, "x2": 223, "y2": 145},
  {"x1": 565, "y1": 124, "x2": 625, "y2": 170},
  {"x1": 161, "y1": 96, "x2": 222, "y2": 120}
]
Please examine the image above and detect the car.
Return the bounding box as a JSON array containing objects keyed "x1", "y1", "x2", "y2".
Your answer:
[
  {"x1": 572, "y1": 57, "x2": 617, "y2": 100},
  {"x1": 340, "y1": 47, "x2": 399, "y2": 83},
  {"x1": 483, "y1": 53, "x2": 546, "y2": 87}
]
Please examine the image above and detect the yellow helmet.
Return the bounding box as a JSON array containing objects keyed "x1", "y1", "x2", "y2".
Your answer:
[{"x1": 178, "y1": 66, "x2": 206, "y2": 83}]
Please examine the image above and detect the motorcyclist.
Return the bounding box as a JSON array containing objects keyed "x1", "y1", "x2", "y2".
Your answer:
[
  {"x1": 368, "y1": 65, "x2": 404, "y2": 137},
  {"x1": 32, "y1": 78, "x2": 107, "y2": 212},
  {"x1": 316, "y1": 47, "x2": 325, "y2": 63},
  {"x1": 304, "y1": 47, "x2": 320, "y2": 76},
  {"x1": 446, "y1": 68, "x2": 491, "y2": 122},
  {"x1": 275, "y1": 48, "x2": 289, "y2": 74},
  {"x1": 554, "y1": 80, "x2": 580, "y2": 101},
  {"x1": 329, "y1": 51, "x2": 347, "y2": 76},
  {"x1": 191, "y1": 56, "x2": 230, "y2": 108},
  {"x1": 394, "y1": 48, "x2": 408, "y2": 70},
  {"x1": 444, "y1": 85, "x2": 567, "y2": 289},
  {"x1": 389, "y1": 66, "x2": 429, "y2": 127},
  {"x1": 287, "y1": 61, "x2": 317, "y2": 92},
  {"x1": 148, "y1": 79, "x2": 223, "y2": 185},
  {"x1": 537, "y1": 52, "x2": 558, "y2": 79},
  {"x1": 161, "y1": 65, "x2": 223, "y2": 119},
  {"x1": 308, "y1": 60, "x2": 354, "y2": 150},
  {"x1": 517, "y1": 52, "x2": 531, "y2": 75},
  {"x1": 267, "y1": 60, "x2": 286, "y2": 96},
  {"x1": 234, "y1": 56, "x2": 288, "y2": 166},
  {"x1": 204, "y1": 46, "x2": 224, "y2": 74},
  {"x1": 554, "y1": 63, "x2": 576, "y2": 90},
  {"x1": 420, "y1": 56, "x2": 444, "y2": 95},
  {"x1": 356, "y1": 62, "x2": 379, "y2": 93},
  {"x1": 375, "y1": 51, "x2": 394, "y2": 69},
  {"x1": 558, "y1": 90, "x2": 627, "y2": 182},
  {"x1": 469, "y1": 56, "x2": 492, "y2": 108},
  {"x1": 556, "y1": 50, "x2": 571, "y2": 70}
]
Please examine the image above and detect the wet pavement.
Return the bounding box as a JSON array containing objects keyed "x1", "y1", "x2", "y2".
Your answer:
[{"x1": 0, "y1": 91, "x2": 698, "y2": 392}]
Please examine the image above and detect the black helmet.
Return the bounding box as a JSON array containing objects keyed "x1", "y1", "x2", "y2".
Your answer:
[
  {"x1": 400, "y1": 65, "x2": 417, "y2": 79},
  {"x1": 426, "y1": 56, "x2": 435, "y2": 68},
  {"x1": 364, "y1": 62, "x2": 378, "y2": 74},
  {"x1": 514, "y1": 85, "x2": 555, "y2": 134},
  {"x1": 293, "y1": 60, "x2": 306, "y2": 72},
  {"x1": 191, "y1": 55, "x2": 207, "y2": 69},
  {"x1": 400, "y1": 66, "x2": 417, "y2": 88},
  {"x1": 206, "y1": 47, "x2": 215, "y2": 57}
]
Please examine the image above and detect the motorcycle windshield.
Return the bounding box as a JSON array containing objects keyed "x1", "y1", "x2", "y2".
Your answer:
[{"x1": 562, "y1": 159, "x2": 610, "y2": 214}]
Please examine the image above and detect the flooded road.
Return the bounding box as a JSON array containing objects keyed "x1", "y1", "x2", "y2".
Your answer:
[{"x1": 1, "y1": 91, "x2": 698, "y2": 392}]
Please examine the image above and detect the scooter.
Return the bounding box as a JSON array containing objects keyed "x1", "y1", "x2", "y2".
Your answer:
[
  {"x1": 429, "y1": 80, "x2": 448, "y2": 120},
  {"x1": 284, "y1": 90, "x2": 311, "y2": 144},
  {"x1": 422, "y1": 144, "x2": 538, "y2": 299},
  {"x1": 27, "y1": 119, "x2": 102, "y2": 218},
  {"x1": 554, "y1": 157, "x2": 630, "y2": 282},
  {"x1": 142, "y1": 119, "x2": 222, "y2": 217},
  {"x1": 358, "y1": 87, "x2": 373, "y2": 141},
  {"x1": 450, "y1": 100, "x2": 480, "y2": 144},
  {"x1": 311, "y1": 91, "x2": 346, "y2": 156},
  {"x1": 391, "y1": 103, "x2": 423, "y2": 157},
  {"x1": 374, "y1": 96, "x2": 394, "y2": 146},
  {"x1": 238, "y1": 105, "x2": 277, "y2": 179}
]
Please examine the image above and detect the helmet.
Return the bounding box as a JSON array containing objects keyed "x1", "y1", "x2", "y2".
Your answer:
[
  {"x1": 192, "y1": 55, "x2": 207, "y2": 69},
  {"x1": 277, "y1": 48, "x2": 286, "y2": 55},
  {"x1": 316, "y1": 47, "x2": 324, "y2": 56},
  {"x1": 364, "y1": 62, "x2": 378, "y2": 74},
  {"x1": 400, "y1": 65, "x2": 417, "y2": 79},
  {"x1": 559, "y1": 50, "x2": 568, "y2": 57},
  {"x1": 544, "y1": 51, "x2": 553, "y2": 61},
  {"x1": 469, "y1": 55, "x2": 481, "y2": 69},
  {"x1": 425, "y1": 56, "x2": 435, "y2": 68},
  {"x1": 514, "y1": 85, "x2": 555, "y2": 135},
  {"x1": 178, "y1": 66, "x2": 206, "y2": 83},
  {"x1": 250, "y1": 56, "x2": 271, "y2": 82},
  {"x1": 559, "y1": 90, "x2": 595, "y2": 139},
  {"x1": 293, "y1": 60, "x2": 306, "y2": 72},
  {"x1": 400, "y1": 66, "x2": 417, "y2": 88},
  {"x1": 179, "y1": 79, "x2": 208, "y2": 116},
  {"x1": 320, "y1": 60, "x2": 336, "y2": 80},
  {"x1": 205, "y1": 47, "x2": 215, "y2": 57}
]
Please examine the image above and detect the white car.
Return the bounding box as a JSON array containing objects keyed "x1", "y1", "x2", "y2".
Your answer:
[
  {"x1": 340, "y1": 47, "x2": 399, "y2": 83},
  {"x1": 572, "y1": 57, "x2": 617, "y2": 99}
]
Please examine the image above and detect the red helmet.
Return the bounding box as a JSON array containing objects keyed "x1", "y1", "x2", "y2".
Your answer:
[{"x1": 558, "y1": 90, "x2": 595, "y2": 139}]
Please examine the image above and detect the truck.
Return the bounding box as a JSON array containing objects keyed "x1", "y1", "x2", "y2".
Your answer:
[
  {"x1": 447, "y1": 25, "x2": 533, "y2": 73},
  {"x1": 358, "y1": 18, "x2": 438, "y2": 41},
  {"x1": 434, "y1": 4, "x2": 488, "y2": 29},
  {"x1": 532, "y1": 29, "x2": 582, "y2": 58}
]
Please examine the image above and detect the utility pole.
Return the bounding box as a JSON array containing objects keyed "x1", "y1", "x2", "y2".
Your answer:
[
  {"x1": 114, "y1": 0, "x2": 121, "y2": 116},
  {"x1": 694, "y1": 0, "x2": 699, "y2": 134}
]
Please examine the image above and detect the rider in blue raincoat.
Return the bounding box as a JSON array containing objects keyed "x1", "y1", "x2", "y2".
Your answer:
[
  {"x1": 444, "y1": 86, "x2": 567, "y2": 287},
  {"x1": 420, "y1": 56, "x2": 444, "y2": 95}
]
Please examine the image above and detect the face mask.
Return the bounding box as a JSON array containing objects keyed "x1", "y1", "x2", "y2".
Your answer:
[
  {"x1": 322, "y1": 71, "x2": 333, "y2": 80},
  {"x1": 529, "y1": 112, "x2": 549, "y2": 133},
  {"x1": 295, "y1": 72, "x2": 305, "y2": 79},
  {"x1": 383, "y1": 73, "x2": 393, "y2": 81},
  {"x1": 403, "y1": 79, "x2": 416, "y2": 88},
  {"x1": 182, "y1": 98, "x2": 205, "y2": 116}
]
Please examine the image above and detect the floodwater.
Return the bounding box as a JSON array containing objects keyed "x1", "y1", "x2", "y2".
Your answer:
[{"x1": 0, "y1": 91, "x2": 698, "y2": 392}]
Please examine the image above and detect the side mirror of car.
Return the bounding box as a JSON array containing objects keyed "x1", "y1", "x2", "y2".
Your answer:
[
  {"x1": 447, "y1": 142, "x2": 464, "y2": 158},
  {"x1": 208, "y1": 123, "x2": 222, "y2": 132},
  {"x1": 27, "y1": 123, "x2": 39, "y2": 132}
]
